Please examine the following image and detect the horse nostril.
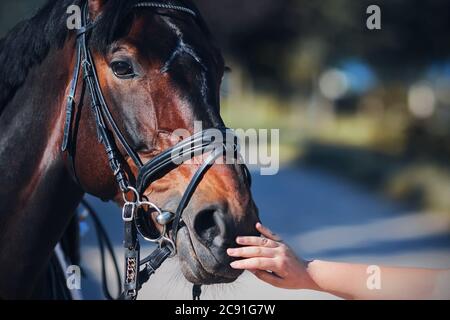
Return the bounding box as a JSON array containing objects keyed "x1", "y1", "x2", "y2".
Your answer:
[{"x1": 193, "y1": 206, "x2": 229, "y2": 248}]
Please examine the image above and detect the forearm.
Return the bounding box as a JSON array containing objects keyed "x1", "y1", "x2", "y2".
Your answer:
[{"x1": 306, "y1": 260, "x2": 450, "y2": 300}]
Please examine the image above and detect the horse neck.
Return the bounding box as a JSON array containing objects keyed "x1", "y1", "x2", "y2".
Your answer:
[{"x1": 0, "y1": 40, "x2": 83, "y2": 298}]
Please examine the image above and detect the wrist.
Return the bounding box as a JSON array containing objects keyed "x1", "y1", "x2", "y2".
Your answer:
[{"x1": 300, "y1": 259, "x2": 321, "y2": 291}]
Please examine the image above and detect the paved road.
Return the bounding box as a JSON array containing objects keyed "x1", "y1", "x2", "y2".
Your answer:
[{"x1": 78, "y1": 166, "x2": 450, "y2": 300}]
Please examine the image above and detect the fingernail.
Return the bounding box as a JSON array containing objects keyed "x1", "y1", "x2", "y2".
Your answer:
[
  {"x1": 230, "y1": 262, "x2": 237, "y2": 268},
  {"x1": 227, "y1": 248, "x2": 235, "y2": 255}
]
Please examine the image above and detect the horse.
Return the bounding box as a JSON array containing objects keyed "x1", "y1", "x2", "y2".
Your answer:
[{"x1": 0, "y1": 0, "x2": 258, "y2": 299}]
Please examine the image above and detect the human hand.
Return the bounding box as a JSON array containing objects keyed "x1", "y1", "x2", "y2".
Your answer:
[{"x1": 227, "y1": 223, "x2": 315, "y2": 290}]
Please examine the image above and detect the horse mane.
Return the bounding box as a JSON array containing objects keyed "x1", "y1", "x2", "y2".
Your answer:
[
  {"x1": 0, "y1": 0, "x2": 72, "y2": 113},
  {"x1": 0, "y1": 0, "x2": 211, "y2": 115}
]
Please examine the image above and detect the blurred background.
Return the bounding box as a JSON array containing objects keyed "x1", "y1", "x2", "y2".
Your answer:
[{"x1": 2, "y1": 0, "x2": 449, "y2": 299}]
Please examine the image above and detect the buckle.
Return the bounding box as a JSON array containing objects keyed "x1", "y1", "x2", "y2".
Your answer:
[{"x1": 122, "y1": 202, "x2": 136, "y2": 222}]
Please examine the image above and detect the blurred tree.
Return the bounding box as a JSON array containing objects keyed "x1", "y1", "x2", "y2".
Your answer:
[{"x1": 195, "y1": 0, "x2": 450, "y2": 91}]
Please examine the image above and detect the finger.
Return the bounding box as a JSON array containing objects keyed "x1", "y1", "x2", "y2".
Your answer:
[
  {"x1": 256, "y1": 223, "x2": 281, "y2": 242},
  {"x1": 227, "y1": 246, "x2": 276, "y2": 258},
  {"x1": 236, "y1": 236, "x2": 278, "y2": 248},
  {"x1": 253, "y1": 270, "x2": 284, "y2": 287},
  {"x1": 230, "y1": 258, "x2": 278, "y2": 271}
]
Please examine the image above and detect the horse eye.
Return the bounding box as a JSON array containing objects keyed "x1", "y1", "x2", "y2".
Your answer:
[{"x1": 111, "y1": 61, "x2": 135, "y2": 78}]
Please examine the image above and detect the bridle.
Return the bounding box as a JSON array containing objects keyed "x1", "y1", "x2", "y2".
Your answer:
[{"x1": 61, "y1": 2, "x2": 250, "y2": 300}]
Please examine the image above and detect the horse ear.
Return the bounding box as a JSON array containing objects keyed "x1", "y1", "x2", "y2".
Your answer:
[{"x1": 88, "y1": 0, "x2": 107, "y2": 20}]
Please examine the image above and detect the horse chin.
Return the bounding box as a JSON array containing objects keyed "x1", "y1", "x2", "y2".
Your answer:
[{"x1": 177, "y1": 227, "x2": 243, "y2": 285}]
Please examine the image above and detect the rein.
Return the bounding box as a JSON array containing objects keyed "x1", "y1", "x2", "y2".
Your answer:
[{"x1": 61, "y1": 1, "x2": 250, "y2": 300}]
